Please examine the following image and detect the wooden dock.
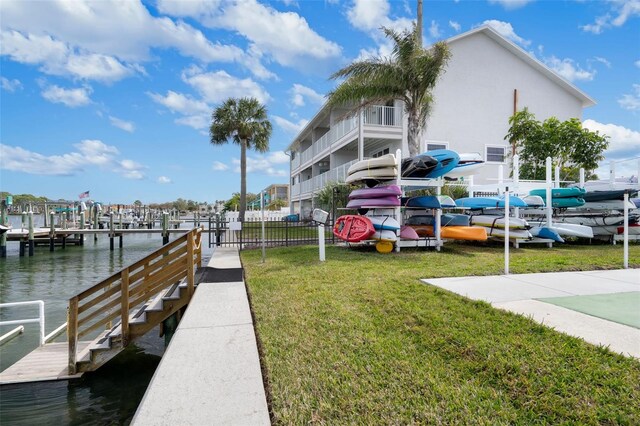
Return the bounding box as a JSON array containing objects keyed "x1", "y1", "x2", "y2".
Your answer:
[{"x1": 0, "y1": 342, "x2": 90, "y2": 385}]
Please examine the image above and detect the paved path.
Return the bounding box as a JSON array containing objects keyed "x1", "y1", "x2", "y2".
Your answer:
[
  {"x1": 133, "y1": 247, "x2": 270, "y2": 426},
  {"x1": 423, "y1": 269, "x2": 640, "y2": 358}
]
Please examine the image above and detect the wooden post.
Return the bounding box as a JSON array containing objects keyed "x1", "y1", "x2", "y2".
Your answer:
[
  {"x1": 0, "y1": 202, "x2": 7, "y2": 258},
  {"x1": 79, "y1": 212, "x2": 85, "y2": 246},
  {"x1": 162, "y1": 212, "x2": 169, "y2": 245},
  {"x1": 109, "y1": 214, "x2": 115, "y2": 251},
  {"x1": 93, "y1": 205, "x2": 99, "y2": 242},
  {"x1": 68, "y1": 297, "x2": 79, "y2": 374},
  {"x1": 43, "y1": 203, "x2": 48, "y2": 227},
  {"x1": 21, "y1": 211, "x2": 27, "y2": 230},
  {"x1": 187, "y1": 231, "x2": 195, "y2": 296},
  {"x1": 120, "y1": 269, "x2": 130, "y2": 346},
  {"x1": 28, "y1": 211, "x2": 34, "y2": 256},
  {"x1": 50, "y1": 212, "x2": 55, "y2": 251}
]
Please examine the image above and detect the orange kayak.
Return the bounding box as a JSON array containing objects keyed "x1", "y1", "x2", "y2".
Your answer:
[{"x1": 409, "y1": 225, "x2": 488, "y2": 241}]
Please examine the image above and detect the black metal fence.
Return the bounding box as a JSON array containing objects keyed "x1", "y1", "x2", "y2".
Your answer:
[{"x1": 208, "y1": 216, "x2": 335, "y2": 249}]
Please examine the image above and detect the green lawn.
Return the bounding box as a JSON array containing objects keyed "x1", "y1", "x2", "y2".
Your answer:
[{"x1": 242, "y1": 243, "x2": 640, "y2": 424}]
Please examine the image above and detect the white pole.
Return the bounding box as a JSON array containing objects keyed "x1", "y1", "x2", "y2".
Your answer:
[
  {"x1": 609, "y1": 161, "x2": 615, "y2": 189},
  {"x1": 554, "y1": 165, "x2": 560, "y2": 188},
  {"x1": 319, "y1": 224, "x2": 325, "y2": 262},
  {"x1": 546, "y1": 157, "x2": 552, "y2": 228},
  {"x1": 623, "y1": 193, "x2": 629, "y2": 269},
  {"x1": 504, "y1": 186, "x2": 510, "y2": 275},
  {"x1": 579, "y1": 168, "x2": 585, "y2": 188},
  {"x1": 468, "y1": 175, "x2": 475, "y2": 198},
  {"x1": 498, "y1": 164, "x2": 504, "y2": 187},
  {"x1": 261, "y1": 191, "x2": 265, "y2": 263},
  {"x1": 38, "y1": 300, "x2": 45, "y2": 346},
  {"x1": 435, "y1": 181, "x2": 442, "y2": 252}
]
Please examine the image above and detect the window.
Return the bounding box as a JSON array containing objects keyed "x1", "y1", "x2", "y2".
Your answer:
[
  {"x1": 425, "y1": 141, "x2": 449, "y2": 151},
  {"x1": 485, "y1": 145, "x2": 507, "y2": 163},
  {"x1": 372, "y1": 148, "x2": 390, "y2": 158}
]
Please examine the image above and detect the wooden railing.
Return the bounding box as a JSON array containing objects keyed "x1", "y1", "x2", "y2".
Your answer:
[{"x1": 67, "y1": 228, "x2": 202, "y2": 373}]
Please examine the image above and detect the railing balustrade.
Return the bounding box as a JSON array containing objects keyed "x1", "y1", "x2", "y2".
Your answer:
[{"x1": 364, "y1": 105, "x2": 402, "y2": 127}]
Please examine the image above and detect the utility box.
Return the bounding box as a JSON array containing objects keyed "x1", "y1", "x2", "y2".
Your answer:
[{"x1": 312, "y1": 208, "x2": 329, "y2": 225}]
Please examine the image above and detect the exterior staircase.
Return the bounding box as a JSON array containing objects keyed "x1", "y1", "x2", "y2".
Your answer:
[{"x1": 67, "y1": 228, "x2": 202, "y2": 374}]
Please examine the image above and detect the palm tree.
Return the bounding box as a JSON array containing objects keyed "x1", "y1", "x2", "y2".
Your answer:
[
  {"x1": 210, "y1": 97, "x2": 272, "y2": 222},
  {"x1": 327, "y1": 24, "x2": 450, "y2": 157}
]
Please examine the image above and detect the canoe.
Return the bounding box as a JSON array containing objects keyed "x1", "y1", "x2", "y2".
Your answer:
[
  {"x1": 347, "y1": 154, "x2": 396, "y2": 175},
  {"x1": 445, "y1": 153, "x2": 485, "y2": 179},
  {"x1": 522, "y1": 195, "x2": 545, "y2": 207},
  {"x1": 421, "y1": 149, "x2": 460, "y2": 178},
  {"x1": 367, "y1": 215, "x2": 400, "y2": 231},
  {"x1": 582, "y1": 189, "x2": 638, "y2": 202},
  {"x1": 401, "y1": 155, "x2": 438, "y2": 178},
  {"x1": 405, "y1": 214, "x2": 470, "y2": 227},
  {"x1": 551, "y1": 197, "x2": 585, "y2": 208},
  {"x1": 408, "y1": 225, "x2": 487, "y2": 241},
  {"x1": 371, "y1": 229, "x2": 397, "y2": 242},
  {"x1": 455, "y1": 196, "x2": 528, "y2": 209},
  {"x1": 529, "y1": 187, "x2": 586, "y2": 198},
  {"x1": 345, "y1": 167, "x2": 397, "y2": 184},
  {"x1": 400, "y1": 225, "x2": 419, "y2": 240},
  {"x1": 349, "y1": 185, "x2": 401, "y2": 199},
  {"x1": 346, "y1": 196, "x2": 400, "y2": 209},
  {"x1": 469, "y1": 215, "x2": 530, "y2": 230},
  {"x1": 333, "y1": 215, "x2": 375, "y2": 242},
  {"x1": 530, "y1": 226, "x2": 565, "y2": 242},
  {"x1": 403, "y1": 196, "x2": 441, "y2": 209},
  {"x1": 578, "y1": 199, "x2": 637, "y2": 210}
]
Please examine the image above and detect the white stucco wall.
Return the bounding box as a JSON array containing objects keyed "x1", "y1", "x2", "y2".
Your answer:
[{"x1": 424, "y1": 31, "x2": 586, "y2": 183}]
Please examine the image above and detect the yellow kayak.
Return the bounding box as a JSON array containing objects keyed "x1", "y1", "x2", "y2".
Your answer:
[{"x1": 409, "y1": 225, "x2": 488, "y2": 241}]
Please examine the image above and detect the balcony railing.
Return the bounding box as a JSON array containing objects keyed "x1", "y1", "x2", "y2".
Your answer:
[
  {"x1": 292, "y1": 105, "x2": 401, "y2": 172},
  {"x1": 297, "y1": 159, "x2": 359, "y2": 196},
  {"x1": 364, "y1": 105, "x2": 402, "y2": 127}
]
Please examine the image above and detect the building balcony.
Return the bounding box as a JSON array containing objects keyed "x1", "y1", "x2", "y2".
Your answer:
[{"x1": 293, "y1": 159, "x2": 359, "y2": 199}]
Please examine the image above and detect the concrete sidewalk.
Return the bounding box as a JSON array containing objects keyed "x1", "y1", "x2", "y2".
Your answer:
[
  {"x1": 133, "y1": 247, "x2": 270, "y2": 426},
  {"x1": 423, "y1": 269, "x2": 640, "y2": 358}
]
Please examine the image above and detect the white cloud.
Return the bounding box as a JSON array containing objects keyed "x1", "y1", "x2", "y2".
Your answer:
[
  {"x1": 1, "y1": 76, "x2": 22, "y2": 92},
  {"x1": 481, "y1": 20, "x2": 531, "y2": 47},
  {"x1": 635, "y1": 59, "x2": 640, "y2": 68},
  {"x1": 543, "y1": 56, "x2": 596, "y2": 82},
  {"x1": 212, "y1": 161, "x2": 230, "y2": 171},
  {"x1": 0, "y1": 139, "x2": 147, "y2": 178},
  {"x1": 583, "y1": 119, "x2": 640, "y2": 157},
  {"x1": 581, "y1": 0, "x2": 640, "y2": 34},
  {"x1": 428, "y1": 20, "x2": 441, "y2": 39},
  {"x1": 175, "y1": 115, "x2": 211, "y2": 130},
  {"x1": 148, "y1": 90, "x2": 210, "y2": 115},
  {"x1": 183, "y1": 69, "x2": 271, "y2": 104},
  {"x1": 488, "y1": 0, "x2": 534, "y2": 10},
  {"x1": 448, "y1": 20, "x2": 461, "y2": 32},
  {"x1": 0, "y1": 0, "x2": 272, "y2": 81},
  {"x1": 591, "y1": 56, "x2": 612, "y2": 68},
  {"x1": 109, "y1": 116, "x2": 135, "y2": 132},
  {"x1": 158, "y1": 0, "x2": 342, "y2": 74},
  {"x1": 273, "y1": 115, "x2": 309, "y2": 135},
  {"x1": 231, "y1": 151, "x2": 289, "y2": 176},
  {"x1": 157, "y1": 176, "x2": 172, "y2": 183},
  {"x1": 41, "y1": 84, "x2": 92, "y2": 107},
  {"x1": 290, "y1": 84, "x2": 324, "y2": 107},
  {"x1": 618, "y1": 84, "x2": 640, "y2": 111}
]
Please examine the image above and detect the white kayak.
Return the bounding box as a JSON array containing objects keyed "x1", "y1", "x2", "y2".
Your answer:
[
  {"x1": 347, "y1": 154, "x2": 396, "y2": 175},
  {"x1": 469, "y1": 215, "x2": 530, "y2": 230},
  {"x1": 529, "y1": 222, "x2": 594, "y2": 238},
  {"x1": 478, "y1": 226, "x2": 532, "y2": 240},
  {"x1": 578, "y1": 199, "x2": 638, "y2": 211},
  {"x1": 521, "y1": 195, "x2": 545, "y2": 207},
  {"x1": 366, "y1": 215, "x2": 400, "y2": 231},
  {"x1": 371, "y1": 229, "x2": 398, "y2": 242},
  {"x1": 445, "y1": 153, "x2": 485, "y2": 179},
  {"x1": 345, "y1": 167, "x2": 397, "y2": 184}
]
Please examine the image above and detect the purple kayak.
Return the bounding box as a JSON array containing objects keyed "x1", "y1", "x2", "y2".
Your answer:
[
  {"x1": 349, "y1": 185, "x2": 402, "y2": 200},
  {"x1": 347, "y1": 196, "x2": 400, "y2": 208}
]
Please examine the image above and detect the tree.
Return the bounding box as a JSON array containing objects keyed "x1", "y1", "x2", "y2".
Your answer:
[
  {"x1": 267, "y1": 198, "x2": 287, "y2": 211},
  {"x1": 223, "y1": 192, "x2": 258, "y2": 213},
  {"x1": 327, "y1": 24, "x2": 450, "y2": 157},
  {"x1": 210, "y1": 98, "x2": 272, "y2": 222},
  {"x1": 505, "y1": 108, "x2": 609, "y2": 181}
]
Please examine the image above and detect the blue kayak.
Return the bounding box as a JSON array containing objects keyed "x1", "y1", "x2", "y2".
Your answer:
[
  {"x1": 403, "y1": 196, "x2": 442, "y2": 209},
  {"x1": 422, "y1": 149, "x2": 460, "y2": 178},
  {"x1": 456, "y1": 196, "x2": 528, "y2": 209},
  {"x1": 530, "y1": 226, "x2": 565, "y2": 243},
  {"x1": 405, "y1": 214, "x2": 470, "y2": 227}
]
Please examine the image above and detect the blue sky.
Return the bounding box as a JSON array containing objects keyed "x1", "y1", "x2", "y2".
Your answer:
[{"x1": 1, "y1": 0, "x2": 638, "y2": 204}]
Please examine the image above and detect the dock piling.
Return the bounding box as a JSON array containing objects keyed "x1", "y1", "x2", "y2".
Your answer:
[
  {"x1": 28, "y1": 211, "x2": 34, "y2": 256},
  {"x1": 49, "y1": 212, "x2": 55, "y2": 252},
  {"x1": 0, "y1": 202, "x2": 6, "y2": 258},
  {"x1": 109, "y1": 215, "x2": 115, "y2": 251}
]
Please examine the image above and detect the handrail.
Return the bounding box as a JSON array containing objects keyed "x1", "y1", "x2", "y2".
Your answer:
[
  {"x1": 0, "y1": 300, "x2": 45, "y2": 345},
  {"x1": 67, "y1": 227, "x2": 202, "y2": 374}
]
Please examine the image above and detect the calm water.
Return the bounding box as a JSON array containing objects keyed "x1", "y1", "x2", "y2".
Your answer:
[{"x1": 0, "y1": 215, "x2": 211, "y2": 425}]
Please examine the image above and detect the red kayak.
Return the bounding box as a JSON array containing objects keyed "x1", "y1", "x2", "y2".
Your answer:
[{"x1": 333, "y1": 215, "x2": 375, "y2": 242}]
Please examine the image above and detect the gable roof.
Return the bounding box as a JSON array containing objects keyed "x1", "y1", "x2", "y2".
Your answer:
[
  {"x1": 447, "y1": 25, "x2": 596, "y2": 108},
  {"x1": 287, "y1": 24, "x2": 596, "y2": 151}
]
